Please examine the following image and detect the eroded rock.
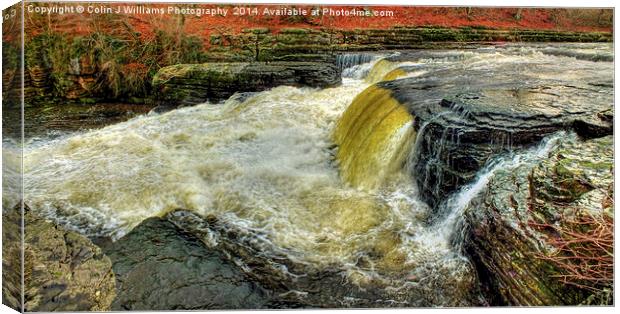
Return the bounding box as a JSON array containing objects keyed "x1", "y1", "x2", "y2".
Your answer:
[
  {"x1": 163, "y1": 210, "x2": 477, "y2": 308},
  {"x1": 152, "y1": 62, "x2": 341, "y2": 107},
  {"x1": 463, "y1": 136, "x2": 613, "y2": 305},
  {"x1": 102, "y1": 216, "x2": 271, "y2": 310},
  {"x1": 1, "y1": 205, "x2": 116, "y2": 311},
  {"x1": 379, "y1": 48, "x2": 613, "y2": 207}
]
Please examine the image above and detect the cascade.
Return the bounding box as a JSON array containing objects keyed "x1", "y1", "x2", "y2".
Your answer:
[
  {"x1": 381, "y1": 68, "x2": 407, "y2": 81},
  {"x1": 20, "y1": 44, "x2": 605, "y2": 307},
  {"x1": 335, "y1": 53, "x2": 376, "y2": 71},
  {"x1": 418, "y1": 132, "x2": 565, "y2": 251},
  {"x1": 364, "y1": 59, "x2": 400, "y2": 83},
  {"x1": 332, "y1": 85, "x2": 414, "y2": 190}
]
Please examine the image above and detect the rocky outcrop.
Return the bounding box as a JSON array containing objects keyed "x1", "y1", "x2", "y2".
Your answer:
[
  {"x1": 100, "y1": 210, "x2": 477, "y2": 309},
  {"x1": 462, "y1": 136, "x2": 613, "y2": 305},
  {"x1": 1, "y1": 205, "x2": 116, "y2": 311},
  {"x1": 207, "y1": 27, "x2": 613, "y2": 61},
  {"x1": 102, "y1": 216, "x2": 271, "y2": 310},
  {"x1": 152, "y1": 61, "x2": 341, "y2": 107},
  {"x1": 162, "y1": 210, "x2": 476, "y2": 308},
  {"x1": 377, "y1": 50, "x2": 613, "y2": 207}
]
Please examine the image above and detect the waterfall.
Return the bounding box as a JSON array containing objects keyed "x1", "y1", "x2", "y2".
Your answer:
[
  {"x1": 405, "y1": 102, "x2": 476, "y2": 205},
  {"x1": 403, "y1": 112, "x2": 450, "y2": 175},
  {"x1": 337, "y1": 56, "x2": 400, "y2": 82},
  {"x1": 340, "y1": 57, "x2": 380, "y2": 79},
  {"x1": 364, "y1": 59, "x2": 400, "y2": 83},
  {"x1": 17, "y1": 43, "x2": 612, "y2": 307},
  {"x1": 417, "y1": 132, "x2": 565, "y2": 251},
  {"x1": 336, "y1": 53, "x2": 376, "y2": 71},
  {"x1": 332, "y1": 85, "x2": 414, "y2": 190},
  {"x1": 382, "y1": 68, "x2": 407, "y2": 81}
]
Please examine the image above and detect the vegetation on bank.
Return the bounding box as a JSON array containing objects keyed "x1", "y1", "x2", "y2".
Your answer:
[
  {"x1": 1, "y1": 5, "x2": 613, "y2": 106},
  {"x1": 528, "y1": 137, "x2": 614, "y2": 305},
  {"x1": 14, "y1": 13, "x2": 207, "y2": 104}
]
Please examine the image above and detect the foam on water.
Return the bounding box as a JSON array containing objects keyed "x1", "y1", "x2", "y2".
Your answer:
[
  {"x1": 20, "y1": 46, "x2": 601, "y2": 304},
  {"x1": 415, "y1": 132, "x2": 566, "y2": 253},
  {"x1": 21, "y1": 55, "x2": 471, "y2": 294}
]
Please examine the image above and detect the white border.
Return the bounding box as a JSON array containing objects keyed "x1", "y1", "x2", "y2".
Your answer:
[{"x1": 0, "y1": 1, "x2": 617, "y2": 314}]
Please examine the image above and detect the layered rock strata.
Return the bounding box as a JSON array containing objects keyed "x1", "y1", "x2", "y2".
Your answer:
[{"x1": 152, "y1": 62, "x2": 341, "y2": 107}]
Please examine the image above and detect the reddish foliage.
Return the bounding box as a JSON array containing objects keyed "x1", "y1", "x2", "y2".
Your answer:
[
  {"x1": 9, "y1": 3, "x2": 613, "y2": 45},
  {"x1": 529, "y1": 212, "x2": 613, "y2": 293},
  {"x1": 123, "y1": 62, "x2": 148, "y2": 74}
]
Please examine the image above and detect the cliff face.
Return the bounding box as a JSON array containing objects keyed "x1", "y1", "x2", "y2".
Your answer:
[
  {"x1": 14, "y1": 5, "x2": 613, "y2": 41},
  {"x1": 7, "y1": 26, "x2": 612, "y2": 107}
]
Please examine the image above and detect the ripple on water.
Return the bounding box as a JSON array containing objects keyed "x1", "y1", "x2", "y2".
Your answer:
[{"x1": 22, "y1": 45, "x2": 609, "y2": 306}]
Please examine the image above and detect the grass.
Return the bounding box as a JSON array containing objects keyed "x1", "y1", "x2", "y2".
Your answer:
[{"x1": 23, "y1": 14, "x2": 207, "y2": 102}]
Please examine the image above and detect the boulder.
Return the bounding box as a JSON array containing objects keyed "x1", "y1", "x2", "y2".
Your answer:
[
  {"x1": 463, "y1": 136, "x2": 613, "y2": 305},
  {"x1": 102, "y1": 216, "x2": 271, "y2": 310},
  {"x1": 152, "y1": 61, "x2": 341, "y2": 107},
  {"x1": 1, "y1": 205, "x2": 117, "y2": 311}
]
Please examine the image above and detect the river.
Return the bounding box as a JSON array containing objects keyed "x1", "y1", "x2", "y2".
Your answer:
[{"x1": 3, "y1": 42, "x2": 613, "y2": 307}]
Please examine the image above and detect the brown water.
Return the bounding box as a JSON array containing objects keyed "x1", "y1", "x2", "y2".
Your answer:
[{"x1": 4, "y1": 42, "x2": 612, "y2": 306}]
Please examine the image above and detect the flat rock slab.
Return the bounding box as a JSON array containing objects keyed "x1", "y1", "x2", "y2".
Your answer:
[
  {"x1": 379, "y1": 48, "x2": 613, "y2": 206},
  {"x1": 102, "y1": 216, "x2": 271, "y2": 310},
  {"x1": 152, "y1": 62, "x2": 341, "y2": 107},
  {"x1": 163, "y1": 210, "x2": 477, "y2": 308}
]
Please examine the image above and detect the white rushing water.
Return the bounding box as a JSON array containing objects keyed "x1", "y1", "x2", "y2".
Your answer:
[
  {"x1": 415, "y1": 133, "x2": 566, "y2": 253},
  {"x1": 23, "y1": 59, "x2": 440, "y2": 272},
  {"x1": 20, "y1": 56, "x2": 467, "y2": 290},
  {"x1": 15, "y1": 44, "x2": 611, "y2": 304}
]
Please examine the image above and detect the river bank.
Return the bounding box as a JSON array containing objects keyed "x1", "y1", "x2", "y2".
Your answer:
[{"x1": 2, "y1": 4, "x2": 613, "y2": 109}]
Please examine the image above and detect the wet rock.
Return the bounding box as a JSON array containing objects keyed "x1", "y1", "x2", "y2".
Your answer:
[
  {"x1": 1, "y1": 205, "x2": 116, "y2": 311},
  {"x1": 19, "y1": 103, "x2": 156, "y2": 137},
  {"x1": 381, "y1": 50, "x2": 613, "y2": 207},
  {"x1": 164, "y1": 210, "x2": 477, "y2": 308},
  {"x1": 102, "y1": 216, "x2": 271, "y2": 310},
  {"x1": 463, "y1": 136, "x2": 613, "y2": 305},
  {"x1": 539, "y1": 47, "x2": 614, "y2": 62},
  {"x1": 152, "y1": 61, "x2": 341, "y2": 107}
]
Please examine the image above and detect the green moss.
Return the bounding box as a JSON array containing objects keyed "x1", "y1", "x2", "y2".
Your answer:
[
  {"x1": 23, "y1": 24, "x2": 209, "y2": 105},
  {"x1": 2, "y1": 41, "x2": 20, "y2": 70},
  {"x1": 78, "y1": 98, "x2": 98, "y2": 104},
  {"x1": 243, "y1": 27, "x2": 270, "y2": 34},
  {"x1": 280, "y1": 28, "x2": 311, "y2": 34}
]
